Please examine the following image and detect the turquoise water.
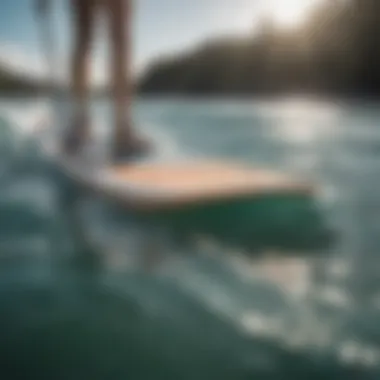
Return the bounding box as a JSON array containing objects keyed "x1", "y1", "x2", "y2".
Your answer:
[{"x1": 0, "y1": 97, "x2": 379, "y2": 379}]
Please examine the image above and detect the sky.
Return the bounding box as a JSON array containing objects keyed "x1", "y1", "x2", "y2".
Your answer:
[{"x1": 0, "y1": 0, "x2": 319, "y2": 85}]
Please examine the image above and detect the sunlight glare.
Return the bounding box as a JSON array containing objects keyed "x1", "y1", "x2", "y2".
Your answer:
[
  {"x1": 235, "y1": 0, "x2": 320, "y2": 33},
  {"x1": 267, "y1": 0, "x2": 317, "y2": 28}
]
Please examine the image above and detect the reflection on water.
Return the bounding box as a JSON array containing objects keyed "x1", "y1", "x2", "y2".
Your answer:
[{"x1": 0, "y1": 98, "x2": 379, "y2": 379}]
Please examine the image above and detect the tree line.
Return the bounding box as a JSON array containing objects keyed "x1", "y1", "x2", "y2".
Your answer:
[{"x1": 139, "y1": 0, "x2": 380, "y2": 97}]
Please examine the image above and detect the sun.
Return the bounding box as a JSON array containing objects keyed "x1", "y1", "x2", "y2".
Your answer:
[
  {"x1": 265, "y1": 0, "x2": 317, "y2": 28},
  {"x1": 234, "y1": 0, "x2": 320, "y2": 33}
]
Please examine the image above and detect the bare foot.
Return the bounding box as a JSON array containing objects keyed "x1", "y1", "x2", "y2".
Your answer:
[
  {"x1": 62, "y1": 116, "x2": 90, "y2": 155},
  {"x1": 112, "y1": 130, "x2": 153, "y2": 161}
]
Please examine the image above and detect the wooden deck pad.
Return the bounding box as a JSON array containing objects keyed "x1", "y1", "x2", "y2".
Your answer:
[{"x1": 105, "y1": 161, "x2": 313, "y2": 206}]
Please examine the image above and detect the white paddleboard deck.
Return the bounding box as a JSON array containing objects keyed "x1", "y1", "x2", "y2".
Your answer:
[{"x1": 41, "y1": 130, "x2": 313, "y2": 211}]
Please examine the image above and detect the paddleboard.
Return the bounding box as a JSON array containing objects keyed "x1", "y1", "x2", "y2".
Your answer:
[
  {"x1": 62, "y1": 158, "x2": 313, "y2": 211},
  {"x1": 33, "y1": 119, "x2": 332, "y2": 253},
  {"x1": 46, "y1": 141, "x2": 331, "y2": 253}
]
